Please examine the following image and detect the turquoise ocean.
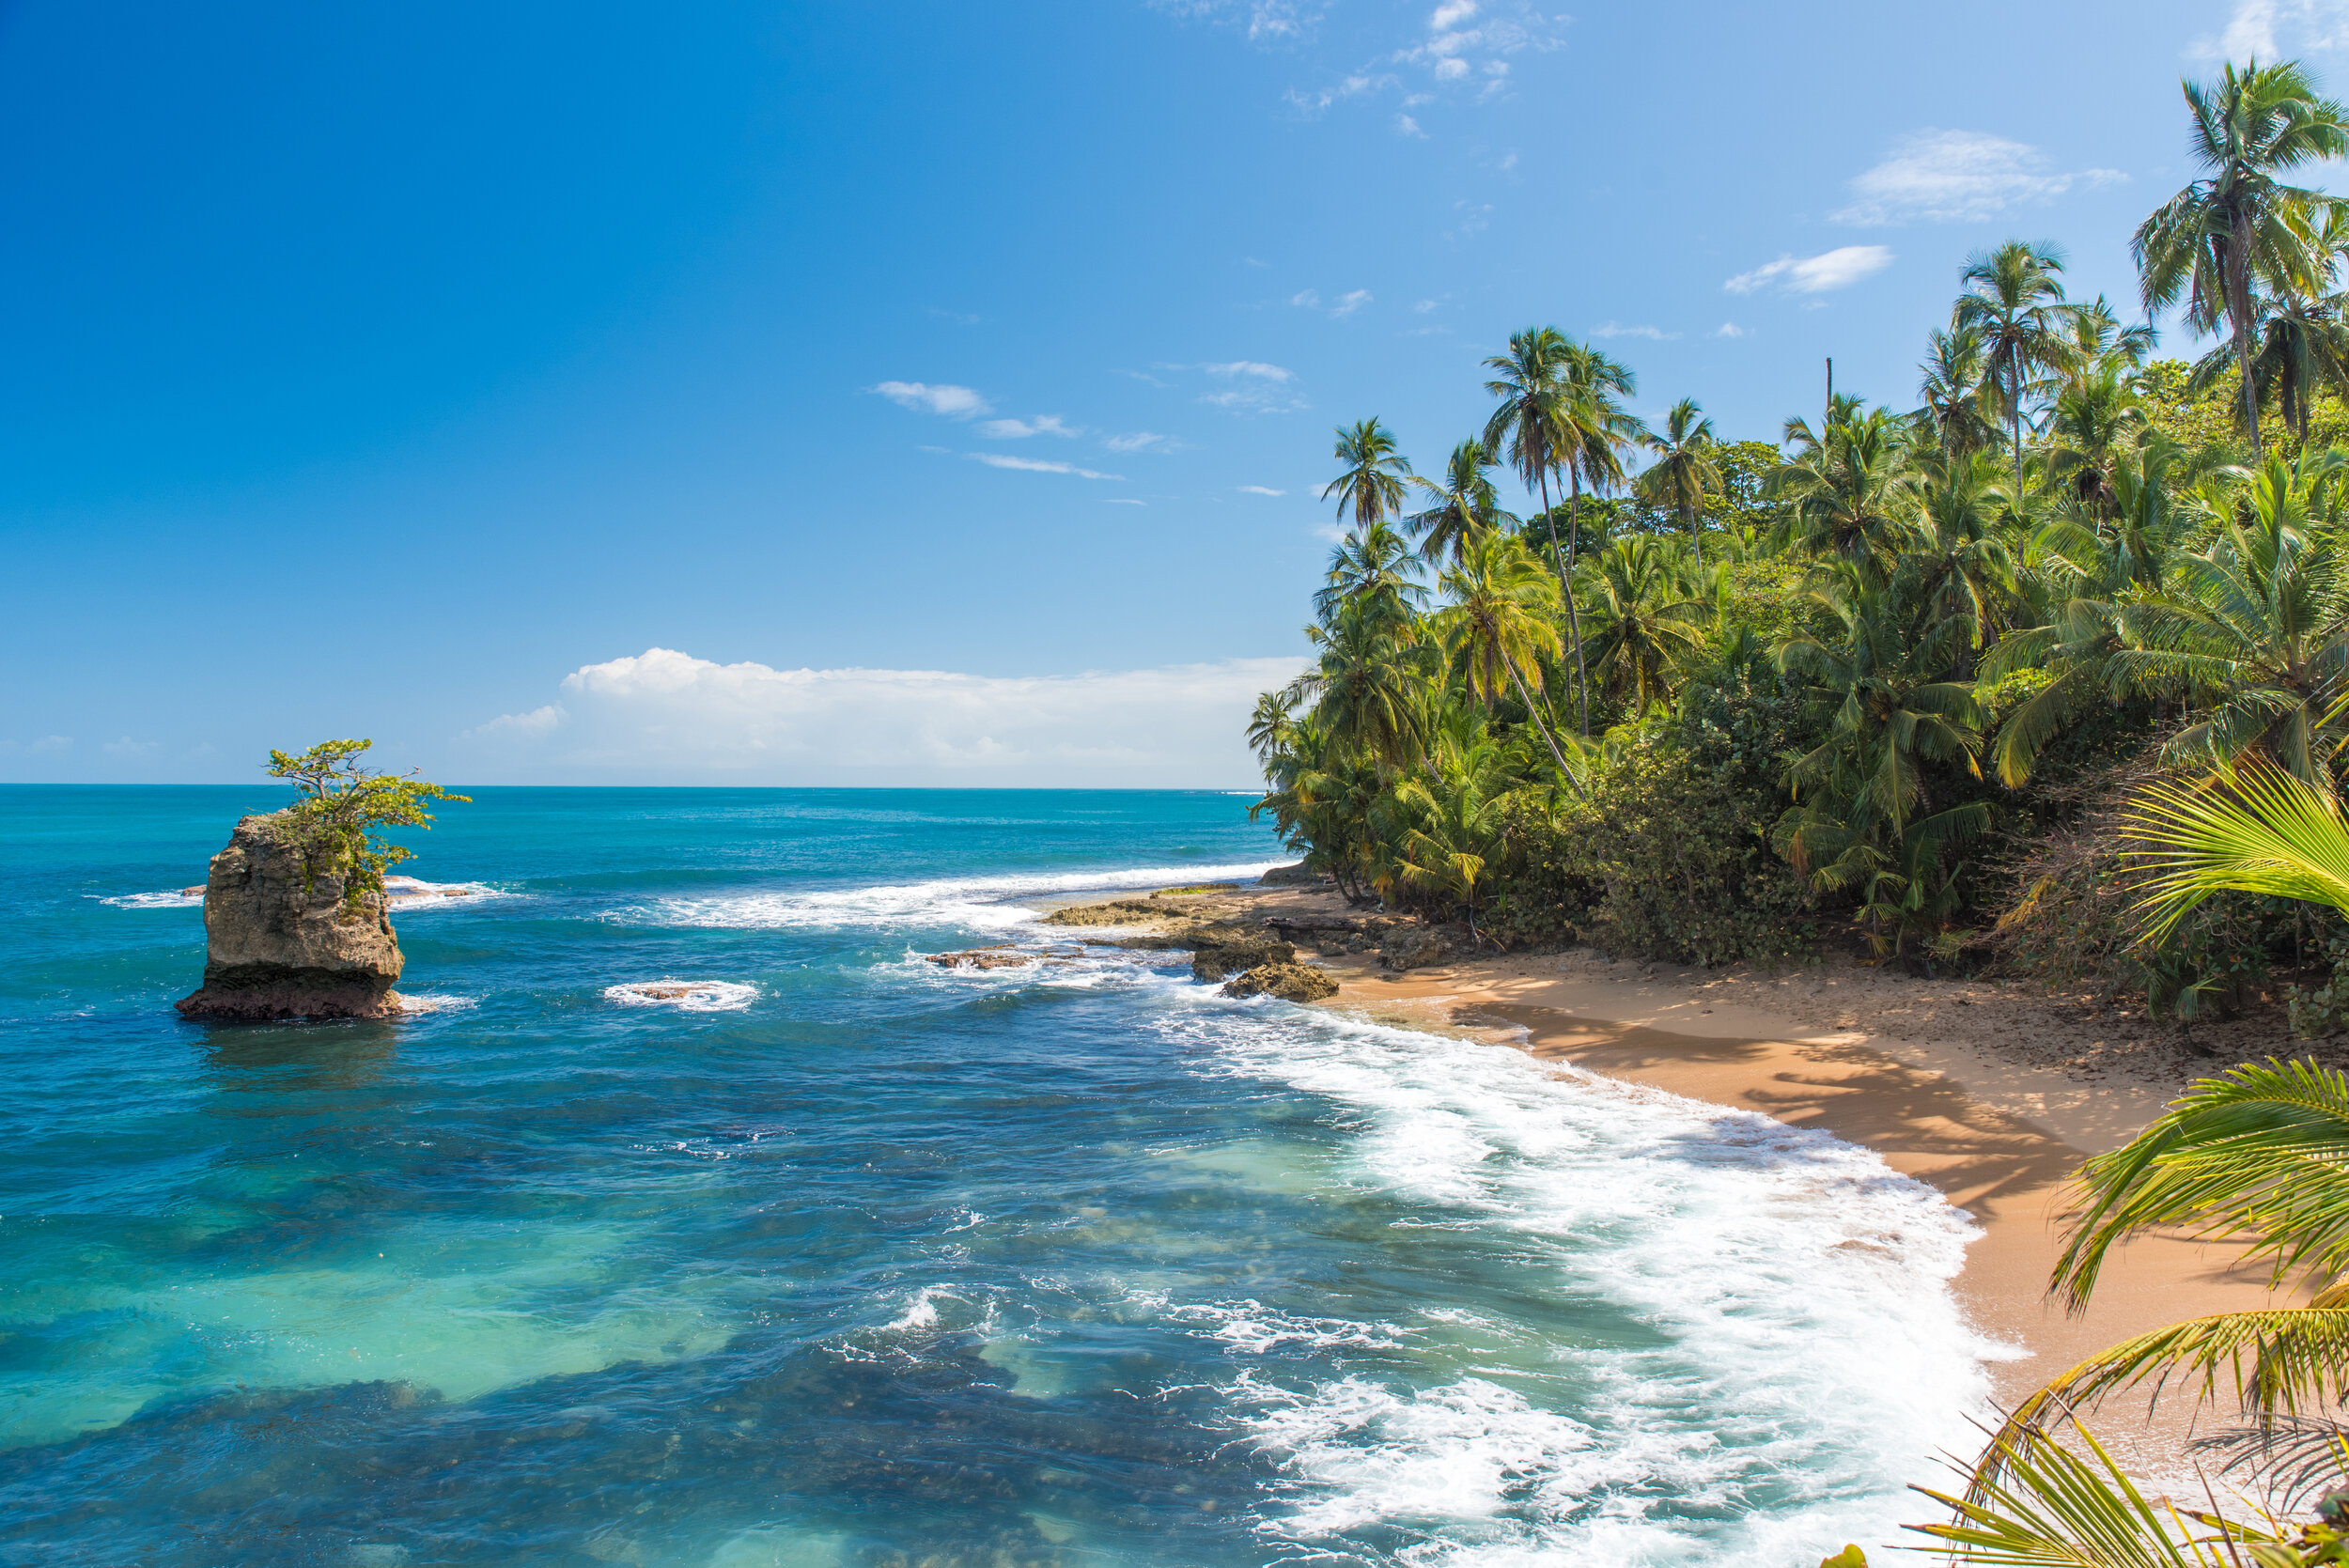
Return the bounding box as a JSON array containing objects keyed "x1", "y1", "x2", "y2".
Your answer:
[{"x1": 0, "y1": 786, "x2": 1994, "y2": 1566}]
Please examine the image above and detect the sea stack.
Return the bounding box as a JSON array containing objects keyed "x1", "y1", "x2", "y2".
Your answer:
[{"x1": 173, "y1": 810, "x2": 403, "y2": 1020}]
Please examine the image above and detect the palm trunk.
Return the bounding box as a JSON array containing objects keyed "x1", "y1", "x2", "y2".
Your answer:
[
  {"x1": 1683, "y1": 496, "x2": 1700, "y2": 567},
  {"x1": 2232, "y1": 218, "x2": 2263, "y2": 458},
  {"x1": 1564, "y1": 470, "x2": 1590, "y2": 736},
  {"x1": 1505, "y1": 656, "x2": 1580, "y2": 794}
]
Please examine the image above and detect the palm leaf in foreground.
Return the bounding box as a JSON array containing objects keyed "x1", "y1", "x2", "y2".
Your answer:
[
  {"x1": 1917, "y1": 1421, "x2": 2290, "y2": 1567},
  {"x1": 2128, "y1": 760, "x2": 2349, "y2": 941}
]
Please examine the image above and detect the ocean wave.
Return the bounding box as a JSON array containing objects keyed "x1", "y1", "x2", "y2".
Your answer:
[
  {"x1": 95, "y1": 877, "x2": 506, "y2": 913},
  {"x1": 93, "y1": 890, "x2": 203, "y2": 909},
  {"x1": 392, "y1": 993, "x2": 479, "y2": 1016},
  {"x1": 603, "y1": 980, "x2": 758, "y2": 1012},
  {"x1": 1158, "y1": 1000, "x2": 2001, "y2": 1565},
  {"x1": 610, "y1": 860, "x2": 1282, "y2": 935}
]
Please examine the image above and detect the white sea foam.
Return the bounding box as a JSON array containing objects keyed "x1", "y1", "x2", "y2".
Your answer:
[
  {"x1": 96, "y1": 876, "x2": 506, "y2": 912},
  {"x1": 613, "y1": 861, "x2": 1282, "y2": 935},
  {"x1": 603, "y1": 980, "x2": 758, "y2": 1012},
  {"x1": 1157, "y1": 999, "x2": 2003, "y2": 1565},
  {"x1": 94, "y1": 890, "x2": 203, "y2": 909},
  {"x1": 392, "y1": 993, "x2": 479, "y2": 1016}
]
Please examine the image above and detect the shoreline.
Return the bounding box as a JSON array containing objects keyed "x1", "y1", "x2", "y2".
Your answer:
[{"x1": 1039, "y1": 876, "x2": 2299, "y2": 1467}]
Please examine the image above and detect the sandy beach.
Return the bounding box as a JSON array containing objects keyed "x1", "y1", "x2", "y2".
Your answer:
[{"x1": 1051, "y1": 877, "x2": 2311, "y2": 1476}]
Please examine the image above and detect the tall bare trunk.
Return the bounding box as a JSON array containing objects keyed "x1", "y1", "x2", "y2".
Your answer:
[
  {"x1": 1564, "y1": 470, "x2": 1589, "y2": 736},
  {"x1": 1505, "y1": 657, "x2": 1579, "y2": 795},
  {"x1": 2232, "y1": 214, "x2": 2263, "y2": 458}
]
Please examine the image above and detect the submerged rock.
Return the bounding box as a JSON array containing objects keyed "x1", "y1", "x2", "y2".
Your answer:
[
  {"x1": 1378, "y1": 927, "x2": 1453, "y2": 970},
  {"x1": 173, "y1": 811, "x2": 403, "y2": 1021},
  {"x1": 1221, "y1": 962, "x2": 1339, "y2": 1001},
  {"x1": 1039, "y1": 899, "x2": 1166, "y2": 928},
  {"x1": 926, "y1": 948, "x2": 1036, "y2": 970}
]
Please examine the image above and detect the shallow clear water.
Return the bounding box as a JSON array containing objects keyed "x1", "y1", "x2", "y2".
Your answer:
[{"x1": 0, "y1": 785, "x2": 1992, "y2": 1566}]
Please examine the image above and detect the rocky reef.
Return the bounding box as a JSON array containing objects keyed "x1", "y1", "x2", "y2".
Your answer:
[
  {"x1": 1220, "y1": 962, "x2": 1339, "y2": 1001},
  {"x1": 174, "y1": 811, "x2": 404, "y2": 1021}
]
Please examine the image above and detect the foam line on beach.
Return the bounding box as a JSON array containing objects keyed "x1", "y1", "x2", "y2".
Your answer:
[{"x1": 616, "y1": 860, "x2": 1283, "y2": 934}]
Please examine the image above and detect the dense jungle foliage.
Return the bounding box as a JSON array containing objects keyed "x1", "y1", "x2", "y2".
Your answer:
[{"x1": 1248, "y1": 58, "x2": 2349, "y2": 1026}]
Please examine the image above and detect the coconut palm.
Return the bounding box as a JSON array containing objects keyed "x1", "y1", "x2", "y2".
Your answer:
[
  {"x1": 1954, "y1": 239, "x2": 2084, "y2": 503},
  {"x1": 1321, "y1": 418, "x2": 1415, "y2": 529},
  {"x1": 1405, "y1": 438, "x2": 1515, "y2": 567},
  {"x1": 1902, "y1": 451, "x2": 2017, "y2": 665},
  {"x1": 1433, "y1": 532, "x2": 1576, "y2": 779},
  {"x1": 1772, "y1": 403, "x2": 1920, "y2": 583},
  {"x1": 1577, "y1": 536, "x2": 1709, "y2": 716},
  {"x1": 2192, "y1": 287, "x2": 2349, "y2": 449},
  {"x1": 1482, "y1": 326, "x2": 1576, "y2": 582},
  {"x1": 2046, "y1": 365, "x2": 2151, "y2": 517},
  {"x1": 2136, "y1": 59, "x2": 2349, "y2": 457},
  {"x1": 1284, "y1": 601, "x2": 1431, "y2": 773},
  {"x1": 1919, "y1": 326, "x2": 2002, "y2": 461},
  {"x1": 1551, "y1": 341, "x2": 1645, "y2": 733},
  {"x1": 1379, "y1": 730, "x2": 1532, "y2": 942},
  {"x1": 1313, "y1": 519, "x2": 1428, "y2": 628},
  {"x1": 1985, "y1": 445, "x2": 2191, "y2": 785},
  {"x1": 1635, "y1": 398, "x2": 1723, "y2": 565},
  {"x1": 2109, "y1": 452, "x2": 2349, "y2": 782}
]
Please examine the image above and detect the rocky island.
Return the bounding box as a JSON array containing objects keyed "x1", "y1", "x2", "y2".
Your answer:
[
  {"x1": 173, "y1": 738, "x2": 465, "y2": 1022},
  {"x1": 173, "y1": 809, "x2": 405, "y2": 1020}
]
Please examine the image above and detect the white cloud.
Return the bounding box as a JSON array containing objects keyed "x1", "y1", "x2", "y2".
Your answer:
[
  {"x1": 2196, "y1": 0, "x2": 2349, "y2": 58},
  {"x1": 1713, "y1": 322, "x2": 1747, "y2": 338},
  {"x1": 1413, "y1": 298, "x2": 1441, "y2": 313},
  {"x1": 458, "y1": 646, "x2": 1305, "y2": 787},
  {"x1": 1203, "y1": 360, "x2": 1294, "y2": 381},
  {"x1": 1102, "y1": 431, "x2": 1170, "y2": 453},
  {"x1": 1330, "y1": 288, "x2": 1373, "y2": 317},
  {"x1": 1834, "y1": 130, "x2": 2125, "y2": 225},
  {"x1": 976, "y1": 414, "x2": 1077, "y2": 440},
  {"x1": 1397, "y1": 112, "x2": 1428, "y2": 135},
  {"x1": 102, "y1": 737, "x2": 162, "y2": 763},
  {"x1": 873, "y1": 380, "x2": 991, "y2": 418},
  {"x1": 1238, "y1": 485, "x2": 1287, "y2": 495},
  {"x1": 1289, "y1": 287, "x2": 1322, "y2": 308},
  {"x1": 1105, "y1": 498, "x2": 1147, "y2": 505},
  {"x1": 1725, "y1": 245, "x2": 1896, "y2": 295},
  {"x1": 1592, "y1": 320, "x2": 1678, "y2": 341},
  {"x1": 968, "y1": 453, "x2": 1124, "y2": 480},
  {"x1": 1430, "y1": 0, "x2": 1478, "y2": 26}
]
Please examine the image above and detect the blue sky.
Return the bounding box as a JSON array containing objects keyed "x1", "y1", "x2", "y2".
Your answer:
[{"x1": 0, "y1": 0, "x2": 2331, "y2": 786}]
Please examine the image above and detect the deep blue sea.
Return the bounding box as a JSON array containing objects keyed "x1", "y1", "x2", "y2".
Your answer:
[{"x1": 0, "y1": 786, "x2": 1991, "y2": 1567}]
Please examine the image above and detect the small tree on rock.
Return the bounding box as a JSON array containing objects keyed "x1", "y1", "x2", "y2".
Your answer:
[{"x1": 265, "y1": 739, "x2": 467, "y2": 906}]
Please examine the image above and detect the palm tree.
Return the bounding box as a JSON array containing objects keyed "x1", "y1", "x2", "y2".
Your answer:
[
  {"x1": 2136, "y1": 59, "x2": 2349, "y2": 458},
  {"x1": 1902, "y1": 450, "x2": 2017, "y2": 668},
  {"x1": 1635, "y1": 399, "x2": 1722, "y2": 565},
  {"x1": 1433, "y1": 532, "x2": 1577, "y2": 779},
  {"x1": 1552, "y1": 341, "x2": 1644, "y2": 733},
  {"x1": 2045, "y1": 365, "x2": 2150, "y2": 517},
  {"x1": 1772, "y1": 403, "x2": 1920, "y2": 583},
  {"x1": 1378, "y1": 729, "x2": 1532, "y2": 943},
  {"x1": 1953, "y1": 239, "x2": 2083, "y2": 503},
  {"x1": 2191, "y1": 286, "x2": 2349, "y2": 448},
  {"x1": 1577, "y1": 536, "x2": 1709, "y2": 715},
  {"x1": 1284, "y1": 601, "x2": 1431, "y2": 772},
  {"x1": 1312, "y1": 519, "x2": 1428, "y2": 628},
  {"x1": 2109, "y1": 452, "x2": 2349, "y2": 782},
  {"x1": 1321, "y1": 418, "x2": 1415, "y2": 529},
  {"x1": 1985, "y1": 444, "x2": 2190, "y2": 785},
  {"x1": 1918, "y1": 326, "x2": 2002, "y2": 461},
  {"x1": 1405, "y1": 439, "x2": 1515, "y2": 567}
]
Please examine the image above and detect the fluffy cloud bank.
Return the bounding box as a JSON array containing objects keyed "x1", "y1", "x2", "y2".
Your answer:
[{"x1": 459, "y1": 648, "x2": 1304, "y2": 787}]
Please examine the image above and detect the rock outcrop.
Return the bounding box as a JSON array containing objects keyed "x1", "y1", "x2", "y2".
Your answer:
[
  {"x1": 174, "y1": 812, "x2": 404, "y2": 1021},
  {"x1": 1221, "y1": 962, "x2": 1339, "y2": 1002},
  {"x1": 926, "y1": 947, "x2": 1036, "y2": 970},
  {"x1": 1377, "y1": 927, "x2": 1453, "y2": 970},
  {"x1": 1257, "y1": 863, "x2": 1328, "y2": 886},
  {"x1": 1188, "y1": 924, "x2": 1295, "y2": 983}
]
